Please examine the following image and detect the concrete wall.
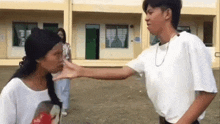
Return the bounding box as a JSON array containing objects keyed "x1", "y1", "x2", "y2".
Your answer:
[
  {"x1": 182, "y1": 0, "x2": 217, "y2": 8},
  {"x1": 0, "y1": 0, "x2": 64, "y2": 3},
  {"x1": 72, "y1": 0, "x2": 142, "y2": 6},
  {"x1": 0, "y1": 17, "x2": 7, "y2": 59},
  {"x1": 72, "y1": 0, "x2": 217, "y2": 8},
  {"x1": 73, "y1": 13, "x2": 141, "y2": 60}
]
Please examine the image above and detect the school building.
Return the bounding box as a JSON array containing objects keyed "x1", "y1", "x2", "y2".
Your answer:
[{"x1": 0, "y1": 0, "x2": 219, "y2": 69}]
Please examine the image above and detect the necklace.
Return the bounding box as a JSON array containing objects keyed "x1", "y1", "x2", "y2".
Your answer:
[{"x1": 155, "y1": 33, "x2": 177, "y2": 67}]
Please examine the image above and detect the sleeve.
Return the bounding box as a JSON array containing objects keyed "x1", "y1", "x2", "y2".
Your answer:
[
  {"x1": 125, "y1": 51, "x2": 146, "y2": 75},
  {"x1": 0, "y1": 88, "x2": 17, "y2": 124},
  {"x1": 188, "y1": 35, "x2": 217, "y2": 93}
]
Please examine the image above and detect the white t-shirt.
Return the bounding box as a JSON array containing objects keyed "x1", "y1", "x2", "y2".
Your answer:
[
  {"x1": 0, "y1": 78, "x2": 61, "y2": 124},
  {"x1": 63, "y1": 43, "x2": 71, "y2": 60},
  {"x1": 126, "y1": 31, "x2": 217, "y2": 123}
]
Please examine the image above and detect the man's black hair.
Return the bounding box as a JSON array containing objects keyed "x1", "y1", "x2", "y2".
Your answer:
[{"x1": 142, "y1": 0, "x2": 182, "y2": 29}]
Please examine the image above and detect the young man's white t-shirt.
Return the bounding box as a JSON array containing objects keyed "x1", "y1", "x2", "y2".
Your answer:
[
  {"x1": 0, "y1": 78, "x2": 61, "y2": 124},
  {"x1": 126, "y1": 31, "x2": 217, "y2": 123}
]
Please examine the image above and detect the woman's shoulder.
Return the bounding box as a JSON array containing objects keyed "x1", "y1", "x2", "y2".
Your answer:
[{"x1": 1, "y1": 78, "x2": 23, "y2": 94}]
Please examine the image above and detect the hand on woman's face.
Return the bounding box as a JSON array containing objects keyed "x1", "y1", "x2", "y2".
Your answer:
[{"x1": 38, "y1": 42, "x2": 64, "y2": 73}]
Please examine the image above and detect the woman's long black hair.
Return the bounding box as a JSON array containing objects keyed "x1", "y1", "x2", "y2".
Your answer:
[{"x1": 10, "y1": 28, "x2": 62, "y2": 109}]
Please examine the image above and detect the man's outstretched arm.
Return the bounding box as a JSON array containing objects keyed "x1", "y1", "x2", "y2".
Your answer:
[{"x1": 54, "y1": 60, "x2": 136, "y2": 81}]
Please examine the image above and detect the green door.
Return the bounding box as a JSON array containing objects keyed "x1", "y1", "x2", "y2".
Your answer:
[{"x1": 86, "y1": 25, "x2": 99, "y2": 59}]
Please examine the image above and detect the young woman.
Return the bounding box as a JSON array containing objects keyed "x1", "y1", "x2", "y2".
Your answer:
[
  {"x1": 54, "y1": 0, "x2": 217, "y2": 124},
  {"x1": 54, "y1": 28, "x2": 72, "y2": 116},
  {"x1": 0, "y1": 28, "x2": 64, "y2": 124}
]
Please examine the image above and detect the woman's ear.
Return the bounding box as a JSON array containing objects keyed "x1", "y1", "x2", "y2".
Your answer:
[
  {"x1": 36, "y1": 58, "x2": 43, "y2": 63},
  {"x1": 36, "y1": 60, "x2": 41, "y2": 63}
]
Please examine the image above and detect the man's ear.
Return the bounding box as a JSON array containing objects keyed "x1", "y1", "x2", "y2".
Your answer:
[{"x1": 164, "y1": 8, "x2": 172, "y2": 20}]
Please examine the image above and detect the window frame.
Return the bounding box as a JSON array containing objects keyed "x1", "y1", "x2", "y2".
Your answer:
[
  {"x1": 43, "y1": 23, "x2": 59, "y2": 33},
  {"x1": 12, "y1": 22, "x2": 38, "y2": 47},
  {"x1": 105, "y1": 24, "x2": 129, "y2": 49},
  {"x1": 203, "y1": 21, "x2": 213, "y2": 47}
]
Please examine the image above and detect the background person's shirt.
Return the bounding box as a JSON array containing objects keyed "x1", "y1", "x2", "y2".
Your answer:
[
  {"x1": 0, "y1": 78, "x2": 61, "y2": 124},
  {"x1": 63, "y1": 43, "x2": 71, "y2": 60},
  {"x1": 126, "y1": 31, "x2": 218, "y2": 123}
]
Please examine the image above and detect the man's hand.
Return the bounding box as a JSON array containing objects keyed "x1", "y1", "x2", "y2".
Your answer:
[{"x1": 53, "y1": 59, "x2": 83, "y2": 81}]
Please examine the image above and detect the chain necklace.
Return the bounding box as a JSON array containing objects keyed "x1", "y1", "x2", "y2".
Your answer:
[{"x1": 155, "y1": 33, "x2": 178, "y2": 67}]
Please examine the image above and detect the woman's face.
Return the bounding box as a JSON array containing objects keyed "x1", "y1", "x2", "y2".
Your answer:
[
  {"x1": 57, "y1": 31, "x2": 64, "y2": 40},
  {"x1": 38, "y1": 42, "x2": 63, "y2": 73}
]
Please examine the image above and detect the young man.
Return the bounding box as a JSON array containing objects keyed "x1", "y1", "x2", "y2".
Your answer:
[{"x1": 54, "y1": 0, "x2": 217, "y2": 123}]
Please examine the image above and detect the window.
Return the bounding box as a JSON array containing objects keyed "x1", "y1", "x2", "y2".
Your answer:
[
  {"x1": 13, "y1": 22, "x2": 38, "y2": 47},
  {"x1": 105, "y1": 25, "x2": 128, "y2": 48},
  {"x1": 203, "y1": 22, "x2": 213, "y2": 47},
  {"x1": 43, "y1": 23, "x2": 58, "y2": 33},
  {"x1": 177, "y1": 26, "x2": 191, "y2": 33},
  {"x1": 149, "y1": 26, "x2": 191, "y2": 46}
]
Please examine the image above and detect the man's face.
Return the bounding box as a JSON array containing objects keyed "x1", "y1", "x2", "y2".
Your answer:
[{"x1": 145, "y1": 5, "x2": 167, "y2": 35}]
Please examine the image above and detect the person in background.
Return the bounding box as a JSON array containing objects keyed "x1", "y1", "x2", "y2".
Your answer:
[
  {"x1": 0, "y1": 28, "x2": 63, "y2": 124},
  {"x1": 54, "y1": 0, "x2": 218, "y2": 124},
  {"x1": 54, "y1": 28, "x2": 72, "y2": 116}
]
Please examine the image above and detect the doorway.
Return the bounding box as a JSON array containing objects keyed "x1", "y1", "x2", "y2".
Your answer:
[{"x1": 86, "y1": 24, "x2": 100, "y2": 59}]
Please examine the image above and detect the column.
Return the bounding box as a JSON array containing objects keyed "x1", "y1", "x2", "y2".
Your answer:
[{"x1": 141, "y1": 11, "x2": 150, "y2": 51}]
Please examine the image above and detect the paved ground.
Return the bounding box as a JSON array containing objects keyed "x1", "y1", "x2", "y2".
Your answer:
[{"x1": 0, "y1": 66, "x2": 219, "y2": 124}]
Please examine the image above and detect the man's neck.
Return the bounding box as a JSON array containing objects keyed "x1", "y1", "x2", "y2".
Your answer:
[{"x1": 157, "y1": 25, "x2": 178, "y2": 45}]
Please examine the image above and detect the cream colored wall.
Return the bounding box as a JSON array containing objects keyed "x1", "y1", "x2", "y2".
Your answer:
[
  {"x1": 0, "y1": 1, "x2": 66, "y2": 11},
  {"x1": 0, "y1": 0, "x2": 64, "y2": 2},
  {"x1": 132, "y1": 21, "x2": 142, "y2": 58},
  {"x1": 182, "y1": 0, "x2": 217, "y2": 8},
  {"x1": 71, "y1": 14, "x2": 77, "y2": 59},
  {"x1": 3, "y1": 11, "x2": 63, "y2": 58},
  {"x1": 72, "y1": 4, "x2": 142, "y2": 14},
  {"x1": 73, "y1": 13, "x2": 141, "y2": 60},
  {"x1": 75, "y1": 23, "x2": 85, "y2": 59},
  {"x1": 72, "y1": 0, "x2": 217, "y2": 8},
  {"x1": 214, "y1": 0, "x2": 220, "y2": 68},
  {"x1": 72, "y1": 0, "x2": 142, "y2": 6},
  {"x1": 0, "y1": 18, "x2": 7, "y2": 58}
]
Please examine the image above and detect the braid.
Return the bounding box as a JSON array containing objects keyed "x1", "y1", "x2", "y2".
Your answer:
[{"x1": 46, "y1": 74, "x2": 62, "y2": 109}]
